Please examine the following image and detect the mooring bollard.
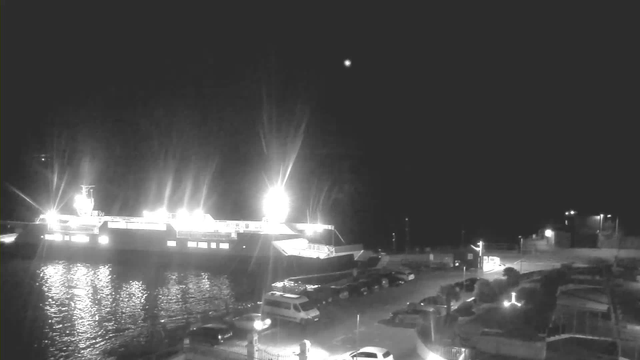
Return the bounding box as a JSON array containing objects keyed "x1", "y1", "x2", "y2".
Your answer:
[{"x1": 298, "y1": 340, "x2": 310, "y2": 360}]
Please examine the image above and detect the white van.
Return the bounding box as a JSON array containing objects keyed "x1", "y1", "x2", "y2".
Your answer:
[{"x1": 261, "y1": 291, "x2": 320, "y2": 325}]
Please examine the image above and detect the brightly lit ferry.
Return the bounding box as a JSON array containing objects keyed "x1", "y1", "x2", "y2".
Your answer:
[{"x1": 2, "y1": 186, "x2": 364, "y2": 267}]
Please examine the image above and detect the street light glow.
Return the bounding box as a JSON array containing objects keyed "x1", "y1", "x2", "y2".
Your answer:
[
  {"x1": 44, "y1": 210, "x2": 59, "y2": 223},
  {"x1": 503, "y1": 292, "x2": 521, "y2": 307},
  {"x1": 263, "y1": 187, "x2": 289, "y2": 223},
  {"x1": 544, "y1": 229, "x2": 553, "y2": 237},
  {"x1": 253, "y1": 321, "x2": 264, "y2": 331}
]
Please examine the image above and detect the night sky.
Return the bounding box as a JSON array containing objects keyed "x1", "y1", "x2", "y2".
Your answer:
[{"x1": 2, "y1": 4, "x2": 638, "y2": 248}]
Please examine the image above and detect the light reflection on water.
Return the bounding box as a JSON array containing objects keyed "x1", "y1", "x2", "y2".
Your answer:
[{"x1": 4, "y1": 259, "x2": 242, "y2": 360}]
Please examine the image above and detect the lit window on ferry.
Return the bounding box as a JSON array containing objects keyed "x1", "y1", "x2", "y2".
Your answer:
[
  {"x1": 219, "y1": 243, "x2": 230, "y2": 249},
  {"x1": 210, "y1": 242, "x2": 217, "y2": 248},
  {"x1": 198, "y1": 242, "x2": 208, "y2": 249},
  {"x1": 187, "y1": 241, "x2": 197, "y2": 248},
  {"x1": 167, "y1": 241, "x2": 177, "y2": 247}
]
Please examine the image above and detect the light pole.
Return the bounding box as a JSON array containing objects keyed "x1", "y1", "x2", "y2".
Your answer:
[
  {"x1": 356, "y1": 314, "x2": 360, "y2": 348},
  {"x1": 599, "y1": 214, "x2": 604, "y2": 233},
  {"x1": 564, "y1": 210, "x2": 576, "y2": 247},
  {"x1": 392, "y1": 232, "x2": 397, "y2": 253},
  {"x1": 405, "y1": 217, "x2": 410, "y2": 254},
  {"x1": 519, "y1": 236, "x2": 524, "y2": 255},
  {"x1": 471, "y1": 241, "x2": 483, "y2": 271}
]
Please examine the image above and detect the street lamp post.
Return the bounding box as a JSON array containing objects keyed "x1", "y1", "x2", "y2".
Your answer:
[
  {"x1": 564, "y1": 210, "x2": 576, "y2": 247},
  {"x1": 471, "y1": 241, "x2": 484, "y2": 271},
  {"x1": 405, "y1": 217, "x2": 410, "y2": 254}
]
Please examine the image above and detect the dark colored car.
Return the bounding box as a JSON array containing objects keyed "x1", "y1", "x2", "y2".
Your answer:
[
  {"x1": 358, "y1": 278, "x2": 381, "y2": 292},
  {"x1": 361, "y1": 274, "x2": 390, "y2": 288},
  {"x1": 390, "y1": 307, "x2": 434, "y2": 325},
  {"x1": 301, "y1": 286, "x2": 335, "y2": 304},
  {"x1": 418, "y1": 295, "x2": 447, "y2": 306},
  {"x1": 385, "y1": 274, "x2": 405, "y2": 287},
  {"x1": 186, "y1": 324, "x2": 233, "y2": 347},
  {"x1": 453, "y1": 277, "x2": 478, "y2": 293},
  {"x1": 344, "y1": 282, "x2": 369, "y2": 297}
]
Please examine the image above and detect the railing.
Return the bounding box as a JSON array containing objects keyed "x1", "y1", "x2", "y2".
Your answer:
[
  {"x1": 182, "y1": 345, "x2": 247, "y2": 360},
  {"x1": 483, "y1": 243, "x2": 519, "y2": 252},
  {"x1": 139, "y1": 344, "x2": 182, "y2": 360},
  {"x1": 257, "y1": 347, "x2": 297, "y2": 360}
]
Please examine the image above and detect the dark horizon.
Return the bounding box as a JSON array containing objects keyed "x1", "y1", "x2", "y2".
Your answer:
[{"x1": 2, "y1": 4, "x2": 638, "y2": 248}]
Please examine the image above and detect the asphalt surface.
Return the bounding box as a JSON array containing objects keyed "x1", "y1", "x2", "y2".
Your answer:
[
  {"x1": 180, "y1": 253, "x2": 564, "y2": 360},
  {"x1": 257, "y1": 268, "x2": 503, "y2": 360}
]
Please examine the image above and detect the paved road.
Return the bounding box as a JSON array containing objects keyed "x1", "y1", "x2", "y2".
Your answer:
[
  {"x1": 182, "y1": 258, "x2": 561, "y2": 360},
  {"x1": 256, "y1": 268, "x2": 504, "y2": 360}
]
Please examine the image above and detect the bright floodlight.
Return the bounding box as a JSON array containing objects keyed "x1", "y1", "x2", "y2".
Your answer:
[
  {"x1": 45, "y1": 210, "x2": 58, "y2": 223},
  {"x1": 253, "y1": 320, "x2": 264, "y2": 331},
  {"x1": 263, "y1": 187, "x2": 289, "y2": 223},
  {"x1": 503, "y1": 292, "x2": 521, "y2": 307},
  {"x1": 177, "y1": 209, "x2": 190, "y2": 220},
  {"x1": 544, "y1": 229, "x2": 553, "y2": 237},
  {"x1": 193, "y1": 209, "x2": 204, "y2": 220}
]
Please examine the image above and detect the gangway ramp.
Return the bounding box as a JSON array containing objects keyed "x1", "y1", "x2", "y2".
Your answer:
[{"x1": 272, "y1": 239, "x2": 363, "y2": 259}]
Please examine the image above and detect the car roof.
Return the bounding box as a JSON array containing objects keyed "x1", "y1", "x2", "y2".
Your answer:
[
  {"x1": 359, "y1": 347, "x2": 389, "y2": 354},
  {"x1": 238, "y1": 313, "x2": 261, "y2": 318},
  {"x1": 201, "y1": 323, "x2": 228, "y2": 329}
]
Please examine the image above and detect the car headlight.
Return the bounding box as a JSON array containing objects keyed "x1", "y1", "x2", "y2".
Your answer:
[{"x1": 264, "y1": 318, "x2": 271, "y2": 326}]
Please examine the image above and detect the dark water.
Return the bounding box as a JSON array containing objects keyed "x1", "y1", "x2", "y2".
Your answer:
[{"x1": 0, "y1": 257, "x2": 263, "y2": 360}]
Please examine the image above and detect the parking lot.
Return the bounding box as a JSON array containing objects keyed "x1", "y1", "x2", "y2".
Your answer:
[
  {"x1": 181, "y1": 253, "x2": 567, "y2": 360},
  {"x1": 191, "y1": 267, "x2": 501, "y2": 360}
]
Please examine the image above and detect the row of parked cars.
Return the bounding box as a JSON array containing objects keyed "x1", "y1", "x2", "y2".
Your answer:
[
  {"x1": 300, "y1": 269, "x2": 415, "y2": 304},
  {"x1": 389, "y1": 277, "x2": 479, "y2": 326},
  {"x1": 183, "y1": 268, "x2": 416, "y2": 352}
]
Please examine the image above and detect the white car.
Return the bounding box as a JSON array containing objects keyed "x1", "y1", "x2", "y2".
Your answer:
[
  {"x1": 231, "y1": 313, "x2": 272, "y2": 331},
  {"x1": 391, "y1": 270, "x2": 415, "y2": 281},
  {"x1": 339, "y1": 347, "x2": 394, "y2": 360}
]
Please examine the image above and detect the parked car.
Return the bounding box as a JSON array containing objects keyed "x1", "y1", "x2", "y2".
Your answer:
[
  {"x1": 388, "y1": 269, "x2": 415, "y2": 281},
  {"x1": 390, "y1": 307, "x2": 434, "y2": 325},
  {"x1": 344, "y1": 282, "x2": 369, "y2": 297},
  {"x1": 358, "y1": 278, "x2": 381, "y2": 293},
  {"x1": 414, "y1": 296, "x2": 447, "y2": 315},
  {"x1": 185, "y1": 323, "x2": 233, "y2": 347},
  {"x1": 230, "y1": 313, "x2": 272, "y2": 332},
  {"x1": 418, "y1": 295, "x2": 447, "y2": 306},
  {"x1": 386, "y1": 274, "x2": 405, "y2": 287},
  {"x1": 452, "y1": 277, "x2": 478, "y2": 293},
  {"x1": 337, "y1": 347, "x2": 394, "y2": 360},
  {"x1": 358, "y1": 273, "x2": 387, "y2": 287},
  {"x1": 301, "y1": 286, "x2": 335, "y2": 304}
]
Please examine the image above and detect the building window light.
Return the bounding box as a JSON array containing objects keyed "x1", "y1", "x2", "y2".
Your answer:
[
  {"x1": 71, "y1": 234, "x2": 90, "y2": 243},
  {"x1": 219, "y1": 243, "x2": 230, "y2": 249},
  {"x1": 210, "y1": 242, "x2": 217, "y2": 248},
  {"x1": 167, "y1": 241, "x2": 177, "y2": 247},
  {"x1": 44, "y1": 233, "x2": 64, "y2": 241},
  {"x1": 198, "y1": 242, "x2": 208, "y2": 249},
  {"x1": 187, "y1": 241, "x2": 197, "y2": 248}
]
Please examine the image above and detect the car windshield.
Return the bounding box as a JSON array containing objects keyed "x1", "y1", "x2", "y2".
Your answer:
[
  {"x1": 383, "y1": 351, "x2": 392, "y2": 358},
  {"x1": 299, "y1": 301, "x2": 315, "y2": 312}
]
